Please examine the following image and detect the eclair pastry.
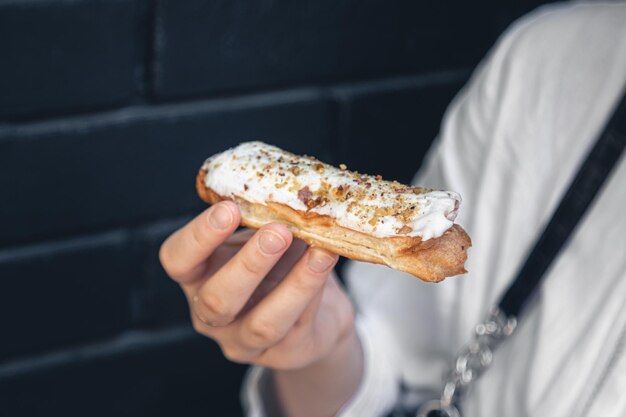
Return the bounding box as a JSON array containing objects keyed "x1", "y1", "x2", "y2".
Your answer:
[{"x1": 196, "y1": 141, "x2": 471, "y2": 282}]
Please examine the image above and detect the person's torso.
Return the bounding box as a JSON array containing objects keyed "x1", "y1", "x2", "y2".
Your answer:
[{"x1": 452, "y1": 4, "x2": 626, "y2": 416}]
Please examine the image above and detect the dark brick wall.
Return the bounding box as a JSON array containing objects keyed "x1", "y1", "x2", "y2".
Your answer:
[{"x1": 0, "y1": 1, "x2": 552, "y2": 416}]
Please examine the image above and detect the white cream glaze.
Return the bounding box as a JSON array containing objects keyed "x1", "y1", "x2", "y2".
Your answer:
[{"x1": 202, "y1": 141, "x2": 461, "y2": 240}]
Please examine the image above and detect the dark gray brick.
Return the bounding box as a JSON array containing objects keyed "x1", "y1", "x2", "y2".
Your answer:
[
  {"x1": 0, "y1": 0, "x2": 144, "y2": 120},
  {"x1": 0, "y1": 329, "x2": 247, "y2": 417},
  {"x1": 152, "y1": 0, "x2": 501, "y2": 99},
  {"x1": 130, "y1": 217, "x2": 193, "y2": 328},
  {"x1": 334, "y1": 73, "x2": 466, "y2": 184},
  {"x1": 0, "y1": 90, "x2": 333, "y2": 246},
  {"x1": 0, "y1": 232, "x2": 133, "y2": 360}
]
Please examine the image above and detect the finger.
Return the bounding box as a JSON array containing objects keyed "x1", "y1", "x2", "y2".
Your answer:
[
  {"x1": 159, "y1": 201, "x2": 240, "y2": 283},
  {"x1": 294, "y1": 279, "x2": 326, "y2": 327},
  {"x1": 193, "y1": 223, "x2": 293, "y2": 327},
  {"x1": 239, "y1": 247, "x2": 338, "y2": 349},
  {"x1": 223, "y1": 228, "x2": 255, "y2": 246},
  {"x1": 232, "y1": 238, "x2": 308, "y2": 318},
  {"x1": 201, "y1": 229, "x2": 259, "y2": 279}
]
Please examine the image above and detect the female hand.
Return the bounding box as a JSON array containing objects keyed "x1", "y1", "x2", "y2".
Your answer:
[{"x1": 159, "y1": 200, "x2": 357, "y2": 372}]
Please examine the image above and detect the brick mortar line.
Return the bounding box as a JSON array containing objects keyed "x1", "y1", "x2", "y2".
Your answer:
[
  {"x1": 0, "y1": 325, "x2": 197, "y2": 381},
  {"x1": 0, "y1": 69, "x2": 470, "y2": 137},
  {"x1": 0, "y1": 229, "x2": 129, "y2": 263},
  {"x1": 0, "y1": 0, "x2": 93, "y2": 6},
  {"x1": 328, "y1": 68, "x2": 470, "y2": 98},
  {"x1": 0, "y1": 215, "x2": 192, "y2": 262},
  {"x1": 0, "y1": 87, "x2": 325, "y2": 137}
]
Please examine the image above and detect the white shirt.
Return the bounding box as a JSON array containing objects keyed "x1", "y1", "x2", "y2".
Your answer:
[{"x1": 244, "y1": 3, "x2": 626, "y2": 416}]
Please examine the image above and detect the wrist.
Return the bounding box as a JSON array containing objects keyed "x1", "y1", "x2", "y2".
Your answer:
[
  {"x1": 272, "y1": 327, "x2": 363, "y2": 417},
  {"x1": 314, "y1": 324, "x2": 362, "y2": 373}
]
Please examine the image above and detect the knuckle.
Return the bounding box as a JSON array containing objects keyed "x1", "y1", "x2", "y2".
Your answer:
[
  {"x1": 293, "y1": 273, "x2": 323, "y2": 294},
  {"x1": 191, "y1": 318, "x2": 208, "y2": 335},
  {"x1": 199, "y1": 291, "x2": 234, "y2": 324},
  {"x1": 158, "y1": 243, "x2": 177, "y2": 277},
  {"x1": 247, "y1": 317, "x2": 282, "y2": 346},
  {"x1": 190, "y1": 222, "x2": 209, "y2": 249},
  {"x1": 221, "y1": 345, "x2": 249, "y2": 364},
  {"x1": 293, "y1": 312, "x2": 313, "y2": 331},
  {"x1": 159, "y1": 239, "x2": 190, "y2": 281},
  {"x1": 240, "y1": 255, "x2": 264, "y2": 276}
]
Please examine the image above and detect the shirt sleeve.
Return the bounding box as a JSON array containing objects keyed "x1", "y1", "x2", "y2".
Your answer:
[{"x1": 241, "y1": 316, "x2": 401, "y2": 417}]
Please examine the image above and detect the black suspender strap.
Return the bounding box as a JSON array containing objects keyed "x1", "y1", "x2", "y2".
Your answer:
[{"x1": 498, "y1": 87, "x2": 626, "y2": 319}]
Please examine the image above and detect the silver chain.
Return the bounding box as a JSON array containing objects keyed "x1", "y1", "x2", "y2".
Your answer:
[{"x1": 416, "y1": 306, "x2": 517, "y2": 417}]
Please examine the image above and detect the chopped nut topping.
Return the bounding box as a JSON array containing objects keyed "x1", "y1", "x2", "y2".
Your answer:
[
  {"x1": 288, "y1": 180, "x2": 302, "y2": 192},
  {"x1": 297, "y1": 186, "x2": 312, "y2": 206},
  {"x1": 332, "y1": 184, "x2": 351, "y2": 201},
  {"x1": 397, "y1": 225, "x2": 413, "y2": 234},
  {"x1": 204, "y1": 142, "x2": 450, "y2": 238}
]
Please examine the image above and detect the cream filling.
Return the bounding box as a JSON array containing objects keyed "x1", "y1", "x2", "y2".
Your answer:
[{"x1": 202, "y1": 141, "x2": 460, "y2": 240}]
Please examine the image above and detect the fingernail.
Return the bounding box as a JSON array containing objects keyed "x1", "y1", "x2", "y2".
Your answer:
[
  {"x1": 209, "y1": 204, "x2": 233, "y2": 230},
  {"x1": 307, "y1": 249, "x2": 336, "y2": 273},
  {"x1": 258, "y1": 230, "x2": 287, "y2": 255}
]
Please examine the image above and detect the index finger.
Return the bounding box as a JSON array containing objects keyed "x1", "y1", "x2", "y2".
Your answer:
[{"x1": 159, "y1": 201, "x2": 240, "y2": 283}]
